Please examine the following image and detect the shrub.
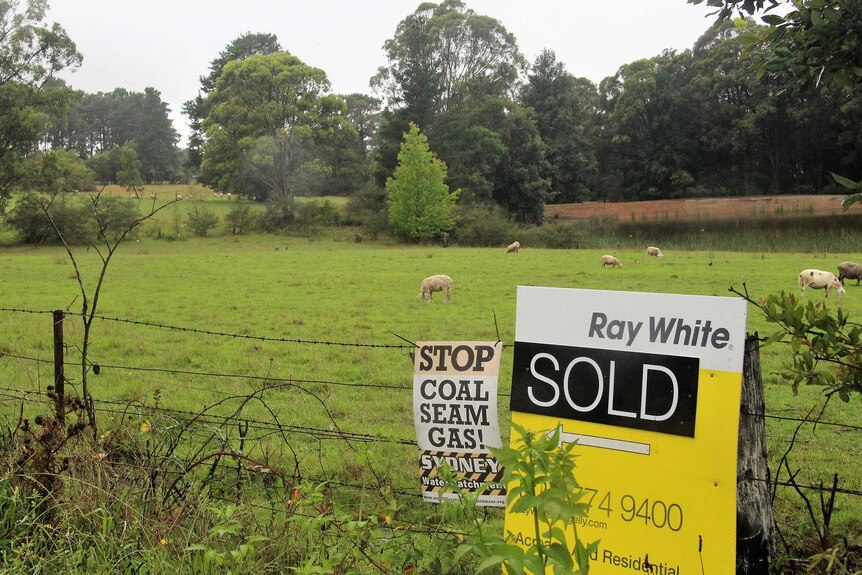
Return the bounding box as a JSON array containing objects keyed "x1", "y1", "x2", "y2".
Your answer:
[
  {"x1": 452, "y1": 202, "x2": 514, "y2": 247},
  {"x1": 294, "y1": 199, "x2": 341, "y2": 227},
  {"x1": 224, "y1": 201, "x2": 257, "y2": 235},
  {"x1": 6, "y1": 193, "x2": 88, "y2": 244},
  {"x1": 91, "y1": 196, "x2": 141, "y2": 240},
  {"x1": 258, "y1": 198, "x2": 294, "y2": 232},
  {"x1": 345, "y1": 183, "x2": 389, "y2": 238},
  {"x1": 520, "y1": 221, "x2": 583, "y2": 249},
  {"x1": 186, "y1": 203, "x2": 219, "y2": 237}
]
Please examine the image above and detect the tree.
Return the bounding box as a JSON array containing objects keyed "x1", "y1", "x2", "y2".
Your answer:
[
  {"x1": 0, "y1": 0, "x2": 81, "y2": 88},
  {"x1": 597, "y1": 51, "x2": 702, "y2": 200},
  {"x1": 310, "y1": 95, "x2": 368, "y2": 196},
  {"x1": 26, "y1": 148, "x2": 95, "y2": 194},
  {"x1": 521, "y1": 49, "x2": 599, "y2": 203},
  {"x1": 342, "y1": 93, "x2": 381, "y2": 153},
  {"x1": 200, "y1": 51, "x2": 331, "y2": 201},
  {"x1": 371, "y1": 0, "x2": 524, "y2": 189},
  {"x1": 184, "y1": 32, "x2": 282, "y2": 172},
  {"x1": 691, "y1": 0, "x2": 862, "y2": 203},
  {"x1": 689, "y1": 0, "x2": 862, "y2": 91},
  {"x1": 386, "y1": 123, "x2": 458, "y2": 241},
  {"x1": 433, "y1": 97, "x2": 551, "y2": 223},
  {"x1": 116, "y1": 142, "x2": 144, "y2": 197},
  {"x1": 0, "y1": 0, "x2": 81, "y2": 205}
]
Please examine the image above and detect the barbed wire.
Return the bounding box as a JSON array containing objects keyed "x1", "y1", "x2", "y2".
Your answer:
[
  {"x1": 0, "y1": 307, "x2": 55, "y2": 316},
  {"x1": 1, "y1": 347, "x2": 860, "y2": 431},
  {"x1": 85, "y1": 311, "x2": 413, "y2": 349},
  {"x1": 0, "y1": 385, "x2": 420, "y2": 447},
  {"x1": 0, "y1": 306, "x2": 414, "y2": 348}
]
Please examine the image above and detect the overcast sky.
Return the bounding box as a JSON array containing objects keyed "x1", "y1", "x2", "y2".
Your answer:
[{"x1": 46, "y1": 1, "x2": 720, "y2": 145}]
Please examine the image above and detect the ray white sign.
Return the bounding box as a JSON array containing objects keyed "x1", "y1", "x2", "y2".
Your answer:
[{"x1": 506, "y1": 287, "x2": 748, "y2": 574}]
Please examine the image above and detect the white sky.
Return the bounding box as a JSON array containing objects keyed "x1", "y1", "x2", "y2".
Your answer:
[{"x1": 46, "y1": 1, "x2": 720, "y2": 145}]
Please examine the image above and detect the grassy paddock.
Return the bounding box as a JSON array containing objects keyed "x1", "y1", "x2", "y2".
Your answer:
[{"x1": 1, "y1": 235, "x2": 861, "y2": 553}]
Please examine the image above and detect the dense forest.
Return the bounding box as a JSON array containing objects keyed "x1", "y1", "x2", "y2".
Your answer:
[{"x1": 3, "y1": 0, "x2": 861, "y2": 226}]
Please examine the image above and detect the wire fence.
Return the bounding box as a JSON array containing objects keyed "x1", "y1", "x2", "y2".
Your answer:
[{"x1": 0, "y1": 306, "x2": 859, "y2": 508}]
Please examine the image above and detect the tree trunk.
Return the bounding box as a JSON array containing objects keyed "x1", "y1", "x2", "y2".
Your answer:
[{"x1": 737, "y1": 332, "x2": 778, "y2": 574}]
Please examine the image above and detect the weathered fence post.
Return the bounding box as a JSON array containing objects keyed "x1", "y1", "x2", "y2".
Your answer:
[
  {"x1": 737, "y1": 332, "x2": 777, "y2": 574},
  {"x1": 53, "y1": 310, "x2": 65, "y2": 425}
]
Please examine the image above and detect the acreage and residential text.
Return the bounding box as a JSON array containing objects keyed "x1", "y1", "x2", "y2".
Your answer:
[{"x1": 506, "y1": 287, "x2": 747, "y2": 573}]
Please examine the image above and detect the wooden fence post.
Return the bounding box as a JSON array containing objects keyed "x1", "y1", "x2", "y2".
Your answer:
[
  {"x1": 53, "y1": 310, "x2": 65, "y2": 425},
  {"x1": 737, "y1": 332, "x2": 777, "y2": 574}
]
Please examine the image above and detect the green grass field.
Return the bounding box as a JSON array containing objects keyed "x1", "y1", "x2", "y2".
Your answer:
[{"x1": 0, "y1": 232, "x2": 860, "y2": 558}]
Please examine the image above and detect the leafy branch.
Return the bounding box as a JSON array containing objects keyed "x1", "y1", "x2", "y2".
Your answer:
[
  {"x1": 459, "y1": 423, "x2": 597, "y2": 575},
  {"x1": 33, "y1": 189, "x2": 182, "y2": 432},
  {"x1": 729, "y1": 284, "x2": 862, "y2": 400}
]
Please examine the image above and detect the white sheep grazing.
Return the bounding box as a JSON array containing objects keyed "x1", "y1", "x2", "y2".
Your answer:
[
  {"x1": 418, "y1": 275, "x2": 453, "y2": 303},
  {"x1": 798, "y1": 269, "x2": 845, "y2": 298},
  {"x1": 506, "y1": 241, "x2": 521, "y2": 253},
  {"x1": 647, "y1": 246, "x2": 664, "y2": 258},
  {"x1": 601, "y1": 255, "x2": 622, "y2": 268}
]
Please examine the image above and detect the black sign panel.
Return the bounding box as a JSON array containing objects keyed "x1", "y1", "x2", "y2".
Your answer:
[{"x1": 511, "y1": 341, "x2": 700, "y2": 437}]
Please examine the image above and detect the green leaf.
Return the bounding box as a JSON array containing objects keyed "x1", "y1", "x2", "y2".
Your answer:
[
  {"x1": 761, "y1": 14, "x2": 785, "y2": 25},
  {"x1": 546, "y1": 542, "x2": 575, "y2": 571},
  {"x1": 833, "y1": 173, "x2": 862, "y2": 191}
]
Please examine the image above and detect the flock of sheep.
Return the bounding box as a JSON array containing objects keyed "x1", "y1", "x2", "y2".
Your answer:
[
  {"x1": 798, "y1": 262, "x2": 862, "y2": 298},
  {"x1": 417, "y1": 243, "x2": 665, "y2": 303},
  {"x1": 599, "y1": 246, "x2": 664, "y2": 269},
  {"x1": 417, "y1": 243, "x2": 862, "y2": 303}
]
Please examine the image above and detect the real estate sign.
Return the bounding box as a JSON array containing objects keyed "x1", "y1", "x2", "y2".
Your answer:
[
  {"x1": 413, "y1": 341, "x2": 506, "y2": 507},
  {"x1": 506, "y1": 287, "x2": 747, "y2": 573}
]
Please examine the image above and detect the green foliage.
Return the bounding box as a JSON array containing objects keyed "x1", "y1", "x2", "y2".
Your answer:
[
  {"x1": 521, "y1": 49, "x2": 598, "y2": 204},
  {"x1": 294, "y1": 198, "x2": 341, "y2": 227},
  {"x1": 0, "y1": 83, "x2": 47, "y2": 201},
  {"x1": 26, "y1": 148, "x2": 95, "y2": 193},
  {"x1": 224, "y1": 200, "x2": 257, "y2": 234},
  {"x1": 748, "y1": 290, "x2": 862, "y2": 400},
  {"x1": 386, "y1": 123, "x2": 459, "y2": 241},
  {"x1": 185, "y1": 203, "x2": 219, "y2": 237},
  {"x1": 453, "y1": 202, "x2": 513, "y2": 246},
  {"x1": 116, "y1": 142, "x2": 144, "y2": 194},
  {"x1": 258, "y1": 197, "x2": 295, "y2": 232},
  {"x1": 183, "y1": 32, "x2": 282, "y2": 171},
  {"x1": 0, "y1": 0, "x2": 82, "y2": 88},
  {"x1": 4, "y1": 191, "x2": 141, "y2": 244},
  {"x1": 200, "y1": 51, "x2": 333, "y2": 200},
  {"x1": 690, "y1": 0, "x2": 862, "y2": 91},
  {"x1": 5, "y1": 192, "x2": 85, "y2": 243},
  {"x1": 344, "y1": 182, "x2": 389, "y2": 237},
  {"x1": 462, "y1": 423, "x2": 596, "y2": 575},
  {"x1": 519, "y1": 221, "x2": 583, "y2": 249},
  {"x1": 86, "y1": 148, "x2": 122, "y2": 184},
  {"x1": 184, "y1": 504, "x2": 268, "y2": 575}
]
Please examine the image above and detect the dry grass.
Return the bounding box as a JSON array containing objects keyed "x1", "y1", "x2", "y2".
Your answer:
[{"x1": 546, "y1": 195, "x2": 850, "y2": 222}]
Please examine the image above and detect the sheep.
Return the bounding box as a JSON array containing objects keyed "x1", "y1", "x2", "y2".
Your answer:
[
  {"x1": 506, "y1": 241, "x2": 521, "y2": 253},
  {"x1": 418, "y1": 275, "x2": 453, "y2": 303},
  {"x1": 798, "y1": 269, "x2": 845, "y2": 298},
  {"x1": 647, "y1": 246, "x2": 664, "y2": 258},
  {"x1": 601, "y1": 255, "x2": 622, "y2": 268},
  {"x1": 837, "y1": 261, "x2": 862, "y2": 286}
]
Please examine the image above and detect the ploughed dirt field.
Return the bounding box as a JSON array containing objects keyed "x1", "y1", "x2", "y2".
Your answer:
[{"x1": 545, "y1": 195, "x2": 851, "y2": 222}]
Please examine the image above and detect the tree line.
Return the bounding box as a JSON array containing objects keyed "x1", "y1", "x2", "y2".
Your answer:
[{"x1": 2, "y1": 0, "x2": 861, "y2": 231}]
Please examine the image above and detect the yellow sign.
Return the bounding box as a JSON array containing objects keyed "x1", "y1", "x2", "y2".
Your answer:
[{"x1": 505, "y1": 287, "x2": 747, "y2": 573}]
